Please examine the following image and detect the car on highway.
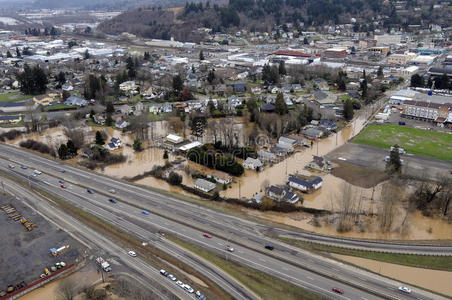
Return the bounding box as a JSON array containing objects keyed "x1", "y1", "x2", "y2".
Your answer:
[
  {"x1": 226, "y1": 245, "x2": 234, "y2": 252},
  {"x1": 332, "y1": 287, "x2": 344, "y2": 294},
  {"x1": 264, "y1": 245, "x2": 274, "y2": 250},
  {"x1": 108, "y1": 188, "x2": 116, "y2": 194},
  {"x1": 58, "y1": 180, "x2": 65, "y2": 184},
  {"x1": 87, "y1": 189, "x2": 95, "y2": 194},
  {"x1": 142, "y1": 210, "x2": 150, "y2": 215},
  {"x1": 60, "y1": 184, "x2": 67, "y2": 189},
  {"x1": 8, "y1": 164, "x2": 14, "y2": 169},
  {"x1": 195, "y1": 291, "x2": 207, "y2": 300},
  {"x1": 176, "y1": 280, "x2": 184, "y2": 288},
  {"x1": 20, "y1": 165, "x2": 28, "y2": 169},
  {"x1": 128, "y1": 250, "x2": 137, "y2": 257},
  {"x1": 108, "y1": 198, "x2": 117, "y2": 204},
  {"x1": 183, "y1": 284, "x2": 194, "y2": 293},
  {"x1": 398, "y1": 286, "x2": 411, "y2": 294},
  {"x1": 33, "y1": 170, "x2": 42, "y2": 175},
  {"x1": 60, "y1": 169, "x2": 66, "y2": 173},
  {"x1": 202, "y1": 233, "x2": 212, "y2": 238},
  {"x1": 160, "y1": 269, "x2": 169, "y2": 276},
  {"x1": 167, "y1": 274, "x2": 176, "y2": 281}
]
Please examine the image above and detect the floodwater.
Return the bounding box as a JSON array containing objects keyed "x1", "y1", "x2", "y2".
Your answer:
[{"x1": 333, "y1": 254, "x2": 452, "y2": 297}]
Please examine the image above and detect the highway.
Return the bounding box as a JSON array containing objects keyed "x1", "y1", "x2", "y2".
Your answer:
[{"x1": 1, "y1": 144, "x2": 450, "y2": 299}]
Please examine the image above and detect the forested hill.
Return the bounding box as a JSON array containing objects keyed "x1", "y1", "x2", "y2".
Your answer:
[{"x1": 98, "y1": 0, "x2": 450, "y2": 41}]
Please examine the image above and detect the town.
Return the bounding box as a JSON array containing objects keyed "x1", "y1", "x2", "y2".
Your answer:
[{"x1": 0, "y1": 1, "x2": 451, "y2": 300}]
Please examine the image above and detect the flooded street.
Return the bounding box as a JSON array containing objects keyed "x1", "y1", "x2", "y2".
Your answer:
[{"x1": 333, "y1": 254, "x2": 452, "y2": 297}]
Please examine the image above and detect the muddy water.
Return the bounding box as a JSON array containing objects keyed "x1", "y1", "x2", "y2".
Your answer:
[{"x1": 333, "y1": 254, "x2": 452, "y2": 297}]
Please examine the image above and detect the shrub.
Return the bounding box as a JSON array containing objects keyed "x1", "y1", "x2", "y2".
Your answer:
[{"x1": 168, "y1": 171, "x2": 183, "y2": 186}]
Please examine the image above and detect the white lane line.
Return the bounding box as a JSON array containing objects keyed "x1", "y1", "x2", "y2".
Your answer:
[{"x1": 307, "y1": 276, "x2": 314, "y2": 280}]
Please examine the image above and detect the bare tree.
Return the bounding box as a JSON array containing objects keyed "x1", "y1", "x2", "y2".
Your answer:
[
  {"x1": 336, "y1": 182, "x2": 358, "y2": 232},
  {"x1": 128, "y1": 114, "x2": 149, "y2": 140},
  {"x1": 63, "y1": 122, "x2": 85, "y2": 149},
  {"x1": 378, "y1": 181, "x2": 400, "y2": 232},
  {"x1": 57, "y1": 279, "x2": 76, "y2": 300},
  {"x1": 166, "y1": 116, "x2": 184, "y2": 136}
]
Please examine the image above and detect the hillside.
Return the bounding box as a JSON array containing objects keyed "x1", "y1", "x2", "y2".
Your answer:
[{"x1": 97, "y1": 0, "x2": 451, "y2": 42}]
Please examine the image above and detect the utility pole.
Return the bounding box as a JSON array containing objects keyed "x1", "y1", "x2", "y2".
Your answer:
[
  {"x1": 1, "y1": 181, "x2": 5, "y2": 195},
  {"x1": 238, "y1": 180, "x2": 241, "y2": 199}
]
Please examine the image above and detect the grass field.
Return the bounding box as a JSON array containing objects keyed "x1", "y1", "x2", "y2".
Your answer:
[
  {"x1": 353, "y1": 124, "x2": 452, "y2": 161},
  {"x1": 170, "y1": 236, "x2": 325, "y2": 300},
  {"x1": 280, "y1": 237, "x2": 452, "y2": 271},
  {"x1": 44, "y1": 104, "x2": 77, "y2": 111},
  {"x1": 0, "y1": 92, "x2": 31, "y2": 103}
]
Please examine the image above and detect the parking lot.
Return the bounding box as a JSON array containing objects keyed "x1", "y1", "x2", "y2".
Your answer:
[
  {"x1": 0, "y1": 194, "x2": 82, "y2": 292},
  {"x1": 326, "y1": 143, "x2": 452, "y2": 182}
]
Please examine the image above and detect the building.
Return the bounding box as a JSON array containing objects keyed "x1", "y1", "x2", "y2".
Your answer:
[
  {"x1": 64, "y1": 95, "x2": 87, "y2": 107},
  {"x1": 267, "y1": 185, "x2": 299, "y2": 204},
  {"x1": 402, "y1": 100, "x2": 452, "y2": 126},
  {"x1": 119, "y1": 81, "x2": 138, "y2": 94},
  {"x1": 257, "y1": 150, "x2": 277, "y2": 163},
  {"x1": 194, "y1": 179, "x2": 216, "y2": 193},
  {"x1": 0, "y1": 115, "x2": 22, "y2": 124},
  {"x1": 368, "y1": 47, "x2": 390, "y2": 56},
  {"x1": 387, "y1": 53, "x2": 415, "y2": 65},
  {"x1": 400, "y1": 66, "x2": 419, "y2": 76},
  {"x1": 178, "y1": 141, "x2": 202, "y2": 152},
  {"x1": 411, "y1": 55, "x2": 436, "y2": 66},
  {"x1": 288, "y1": 176, "x2": 323, "y2": 193},
  {"x1": 243, "y1": 157, "x2": 263, "y2": 170},
  {"x1": 207, "y1": 171, "x2": 232, "y2": 185},
  {"x1": 307, "y1": 156, "x2": 330, "y2": 172},
  {"x1": 0, "y1": 101, "x2": 37, "y2": 113},
  {"x1": 323, "y1": 48, "x2": 347, "y2": 58}
]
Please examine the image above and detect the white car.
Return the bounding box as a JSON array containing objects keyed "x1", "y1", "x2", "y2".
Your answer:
[
  {"x1": 398, "y1": 286, "x2": 411, "y2": 294},
  {"x1": 338, "y1": 157, "x2": 347, "y2": 161},
  {"x1": 168, "y1": 274, "x2": 176, "y2": 281},
  {"x1": 176, "y1": 280, "x2": 184, "y2": 287},
  {"x1": 226, "y1": 245, "x2": 234, "y2": 252},
  {"x1": 128, "y1": 250, "x2": 137, "y2": 257},
  {"x1": 184, "y1": 284, "x2": 194, "y2": 293},
  {"x1": 34, "y1": 170, "x2": 42, "y2": 175},
  {"x1": 108, "y1": 188, "x2": 116, "y2": 194},
  {"x1": 390, "y1": 146, "x2": 406, "y2": 154}
]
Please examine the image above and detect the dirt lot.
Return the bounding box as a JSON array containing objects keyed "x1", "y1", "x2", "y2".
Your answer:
[
  {"x1": 330, "y1": 161, "x2": 389, "y2": 188},
  {"x1": 0, "y1": 195, "x2": 83, "y2": 291},
  {"x1": 326, "y1": 143, "x2": 452, "y2": 183}
]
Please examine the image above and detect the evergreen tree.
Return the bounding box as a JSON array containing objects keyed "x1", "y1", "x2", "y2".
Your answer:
[
  {"x1": 343, "y1": 99, "x2": 354, "y2": 121},
  {"x1": 133, "y1": 138, "x2": 143, "y2": 151},
  {"x1": 105, "y1": 113, "x2": 113, "y2": 126},
  {"x1": 126, "y1": 56, "x2": 136, "y2": 79},
  {"x1": 84, "y1": 49, "x2": 90, "y2": 60},
  {"x1": 56, "y1": 71, "x2": 66, "y2": 85},
  {"x1": 360, "y1": 70, "x2": 368, "y2": 99},
  {"x1": 278, "y1": 60, "x2": 286, "y2": 75},
  {"x1": 377, "y1": 66, "x2": 383, "y2": 79},
  {"x1": 95, "y1": 131, "x2": 105, "y2": 145},
  {"x1": 275, "y1": 92, "x2": 288, "y2": 115},
  {"x1": 163, "y1": 150, "x2": 169, "y2": 159},
  {"x1": 190, "y1": 115, "x2": 207, "y2": 139},
  {"x1": 6, "y1": 50, "x2": 12, "y2": 58},
  {"x1": 58, "y1": 144, "x2": 69, "y2": 160},
  {"x1": 16, "y1": 47, "x2": 21, "y2": 57},
  {"x1": 16, "y1": 64, "x2": 48, "y2": 95},
  {"x1": 199, "y1": 50, "x2": 205, "y2": 60},
  {"x1": 105, "y1": 101, "x2": 115, "y2": 114},
  {"x1": 386, "y1": 145, "x2": 402, "y2": 175},
  {"x1": 66, "y1": 140, "x2": 78, "y2": 157},
  {"x1": 410, "y1": 74, "x2": 424, "y2": 87},
  {"x1": 207, "y1": 69, "x2": 215, "y2": 84},
  {"x1": 172, "y1": 74, "x2": 184, "y2": 95}
]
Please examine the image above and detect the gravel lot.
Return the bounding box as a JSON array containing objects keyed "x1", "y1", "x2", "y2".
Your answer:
[
  {"x1": 326, "y1": 143, "x2": 452, "y2": 182},
  {"x1": 0, "y1": 194, "x2": 82, "y2": 290}
]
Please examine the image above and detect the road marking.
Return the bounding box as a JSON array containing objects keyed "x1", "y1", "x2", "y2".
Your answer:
[
  {"x1": 259, "y1": 258, "x2": 266, "y2": 262},
  {"x1": 217, "y1": 242, "x2": 223, "y2": 246},
  {"x1": 307, "y1": 276, "x2": 314, "y2": 280},
  {"x1": 282, "y1": 267, "x2": 289, "y2": 271}
]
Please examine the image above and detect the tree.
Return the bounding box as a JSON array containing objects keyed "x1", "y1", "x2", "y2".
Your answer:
[
  {"x1": 16, "y1": 64, "x2": 48, "y2": 95},
  {"x1": 6, "y1": 50, "x2": 12, "y2": 58},
  {"x1": 133, "y1": 138, "x2": 143, "y2": 151},
  {"x1": 410, "y1": 74, "x2": 424, "y2": 87},
  {"x1": 168, "y1": 171, "x2": 182, "y2": 185},
  {"x1": 190, "y1": 115, "x2": 207, "y2": 139},
  {"x1": 57, "y1": 279, "x2": 76, "y2": 300},
  {"x1": 377, "y1": 66, "x2": 383, "y2": 79},
  {"x1": 199, "y1": 50, "x2": 205, "y2": 60},
  {"x1": 262, "y1": 64, "x2": 279, "y2": 85},
  {"x1": 207, "y1": 69, "x2": 215, "y2": 84},
  {"x1": 95, "y1": 131, "x2": 105, "y2": 145},
  {"x1": 84, "y1": 26, "x2": 91, "y2": 34},
  {"x1": 126, "y1": 56, "x2": 136, "y2": 79},
  {"x1": 278, "y1": 60, "x2": 286, "y2": 75},
  {"x1": 66, "y1": 140, "x2": 78, "y2": 157},
  {"x1": 386, "y1": 145, "x2": 402, "y2": 175},
  {"x1": 84, "y1": 49, "x2": 90, "y2": 60},
  {"x1": 303, "y1": 36, "x2": 309, "y2": 45},
  {"x1": 360, "y1": 71, "x2": 368, "y2": 100},
  {"x1": 105, "y1": 113, "x2": 113, "y2": 126},
  {"x1": 343, "y1": 99, "x2": 354, "y2": 121},
  {"x1": 144, "y1": 51, "x2": 150, "y2": 60},
  {"x1": 163, "y1": 150, "x2": 169, "y2": 159},
  {"x1": 56, "y1": 71, "x2": 66, "y2": 85},
  {"x1": 58, "y1": 144, "x2": 69, "y2": 160},
  {"x1": 275, "y1": 92, "x2": 287, "y2": 115},
  {"x1": 16, "y1": 47, "x2": 21, "y2": 57},
  {"x1": 172, "y1": 74, "x2": 184, "y2": 95},
  {"x1": 105, "y1": 101, "x2": 115, "y2": 114}
]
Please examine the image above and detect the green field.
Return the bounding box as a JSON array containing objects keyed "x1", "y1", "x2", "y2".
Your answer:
[
  {"x1": 0, "y1": 92, "x2": 32, "y2": 103},
  {"x1": 353, "y1": 124, "x2": 452, "y2": 161},
  {"x1": 44, "y1": 104, "x2": 77, "y2": 111}
]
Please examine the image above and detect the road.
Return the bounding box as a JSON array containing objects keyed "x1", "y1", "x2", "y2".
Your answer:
[{"x1": 0, "y1": 144, "x2": 449, "y2": 300}]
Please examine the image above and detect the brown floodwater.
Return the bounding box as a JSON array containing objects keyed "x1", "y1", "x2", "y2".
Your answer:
[{"x1": 333, "y1": 254, "x2": 452, "y2": 297}]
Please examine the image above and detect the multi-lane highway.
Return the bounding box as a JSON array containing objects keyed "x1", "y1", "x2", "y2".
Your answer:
[{"x1": 0, "y1": 143, "x2": 449, "y2": 300}]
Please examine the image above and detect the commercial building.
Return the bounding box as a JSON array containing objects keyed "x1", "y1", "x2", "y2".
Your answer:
[{"x1": 323, "y1": 48, "x2": 347, "y2": 58}]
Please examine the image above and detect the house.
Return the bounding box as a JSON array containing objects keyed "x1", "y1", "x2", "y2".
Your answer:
[
  {"x1": 257, "y1": 150, "x2": 277, "y2": 163},
  {"x1": 115, "y1": 120, "x2": 129, "y2": 129},
  {"x1": 314, "y1": 91, "x2": 336, "y2": 104},
  {"x1": 286, "y1": 134, "x2": 311, "y2": 147},
  {"x1": 107, "y1": 137, "x2": 123, "y2": 150},
  {"x1": 251, "y1": 86, "x2": 262, "y2": 95},
  {"x1": 0, "y1": 115, "x2": 22, "y2": 124},
  {"x1": 178, "y1": 141, "x2": 202, "y2": 152},
  {"x1": 227, "y1": 95, "x2": 243, "y2": 110},
  {"x1": 312, "y1": 78, "x2": 329, "y2": 91},
  {"x1": 134, "y1": 102, "x2": 145, "y2": 116},
  {"x1": 307, "y1": 156, "x2": 330, "y2": 172},
  {"x1": 0, "y1": 101, "x2": 36, "y2": 113},
  {"x1": 93, "y1": 114, "x2": 106, "y2": 125},
  {"x1": 194, "y1": 178, "x2": 216, "y2": 193},
  {"x1": 166, "y1": 134, "x2": 184, "y2": 144},
  {"x1": 62, "y1": 83, "x2": 73, "y2": 91},
  {"x1": 231, "y1": 82, "x2": 246, "y2": 93},
  {"x1": 81, "y1": 148, "x2": 94, "y2": 159},
  {"x1": 149, "y1": 104, "x2": 160, "y2": 114},
  {"x1": 267, "y1": 185, "x2": 299, "y2": 204},
  {"x1": 301, "y1": 127, "x2": 323, "y2": 140},
  {"x1": 243, "y1": 157, "x2": 263, "y2": 170},
  {"x1": 119, "y1": 81, "x2": 138, "y2": 94},
  {"x1": 274, "y1": 142, "x2": 293, "y2": 153},
  {"x1": 278, "y1": 136, "x2": 298, "y2": 148},
  {"x1": 288, "y1": 176, "x2": 323, "y2": 193},
  {"x1": 292, "y1": 84, "x2": 303, "y2": 92},
  {"x1": 269, "y1": 146, "x2": 288, "y2": 156},
  {"x1": 117, "y1": 104, "x2": 132, "y2": 115},
  {"x1": 260, "y1": 103, "x2": 275, "y2": 113},
  {"x1": 251, "y1": 193, "x2": 263, "y2": 204},
  {"x1": 319, "y1": 119, "x2": 338, "y2": 131},
  {"x1": 207, "y1": 171, "x2": 232, "y2": 185},
  {"x1": 64, "y1": 95, "x2": 87, "y2": 107}
]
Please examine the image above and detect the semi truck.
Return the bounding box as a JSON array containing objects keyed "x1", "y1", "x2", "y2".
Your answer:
[{"x1": 96, "y1": 257, "x2": 111, "y2": 272}]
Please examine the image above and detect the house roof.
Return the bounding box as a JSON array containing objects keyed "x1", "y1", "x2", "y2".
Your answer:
[
  {"x1": 288, "y1": 176, "x2": 312, "y2": 188},
  {"x1": 244, "y1": 157, "x2": 262, "y2": 166},
  {"x1": 194, "y1": 178, "x2": 216, "y2": 191},
  {"x1": 0, "y1": 115, "x2": 21, "y2": 121},
  {"x1": 274, "y1": 50, "x2": 311, "y2": 57},
  {"x1": 0, "y1": 101, "x2": 27, "y2": 107}
]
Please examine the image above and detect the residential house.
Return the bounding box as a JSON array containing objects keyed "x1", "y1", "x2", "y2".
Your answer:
[
  {"x1": 117, "y1": 104, "x2": 132, "y2": 115},
  {"x1": 278, "y1": 136, "x2": 298, "y2": 148},
  {"x1": 269, "y1": 146, "x2": 288, "y2": 156},
  {"x1": 149, "y1": 103, "x2": 160, "y2": 114},
  {"x1": 94, "y1": 114, "x2": 106, "y2": 125},
  {"x1": 81, "y1": 148, "x2": 94, "y2": 159},
  {"x1": 292, "y1": 84, "x2": 303, "y2": 92},
  {"x1": 231, "y1": 82, "x2": 246, "y2": 93},
  {"x1": 286, "y1": 134, "x2": 311, "y2": 147},
  {"x1": 116, "y1": 120, "x2": 129, "y2": 129},
  {"x1": 64, "y1": 95, "x2": 87, "y2": 107},
  {"x1": 314, "y1": 91, "x2": 337, "y2": 105},
  {"x1": 227, "y1": 96, "x2": 242, "y2": 110},
  {"x1": 301, "y1": 127, "x2": 323, "y2": 140},
  {"x1": 119, "y1": 81, "x2": 138, "y2": 94},
  {"x1": 267, "y1": 185, "x2": 299, "y2": 204},
  {"x1": 134, "y1": 102, "x2": 145, "y2": 116},
  {"x1": 207, "y1": 171, "x2": 232, "y2": 185},
  {"x1": 319, "y1": 119, "x2": 338, "y2": 131},
  {"x1": 251, "y1": 86, "x2": 262, "y2": 95},
  {"x1": 243, "y1": 157, "x2": 263, "y2": 170},
  {"x1": 284, "y1": 94, "x2": 294, "y2": 106},
  {"x1": 260, "y1": 103, "x2": 275, "y2": 113},
  {"x1": 0, "y1": 115, "x2": 22, "y2": 124},
  {"x1": 194, "y1": 178, "x2": 216, "y2": 193},
  {"x1": 288, "y1": 176, "x2": 323, "y2": 193},
  {"x1": 257, "y1": 150, "x2": 277, "y2": 163},
  {"x1": 107, "y1": 137, "x2": 123, "y2": 150},
  {"x1": 62, "y1": 83, "x2": 74, "y2": 91},
  {"x1": 312, "y1": 78, "x2": 329, "y2": 91},
  {"x1": 0, "y1": 101, "x2": 37, "y2": 113},
  {"x1": 307, "y1": 156, "x2": 330, "y2": 172},
  {"x1": 274, "y1": 142, "x2": 294, "y2": 153}
]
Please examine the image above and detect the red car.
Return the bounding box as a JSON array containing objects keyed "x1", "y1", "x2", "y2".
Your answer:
[
  {"x1": 60, "y1": 184, "x2": 67, "y2": 189},
  {"x1": 202, "y1": 233, "x2": 212, "y2": 238},
  {"x1": 332, "y1": 287, "x2": 344, "y2": 294}
]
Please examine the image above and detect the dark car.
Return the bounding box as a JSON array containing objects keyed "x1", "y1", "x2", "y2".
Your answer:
[
  {"x1": 265, "y1": 245, "x2": 274, "y2": 250},
  {"x1": 87, "y1": 189, "x2": 94, "y2": 194},
  {"x1": 332, "y1": 287, "x2": 344, "y2": 294},
  {"x1": 20, "y1": 165, "x2": 28, "y2": 169},
  {"x1": 108, "y1": 198, "x2": 117, "y2": 204},
  {"x1": 58, "y1": 180, "x2": 65, "y2": 184}
]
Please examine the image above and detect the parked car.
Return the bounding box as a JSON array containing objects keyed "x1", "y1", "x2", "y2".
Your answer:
[
  {"x1": 195, "y1": 291, "x2": 207, "y2": 300},
  {"x1": 265, "y1": 245, "x2": 274, "y2": 250},
  {"x1": 142, "y1": 210, "x2": 150, "y2": 215},
  {"x1": 108, "y1": 198, "x2": 117, "y2": 204},
  {"x1": 128, "y1": 250, "x2": 137, "y2": 257},
  {"x1": 203, "y1": 233, "x2": 212, "y2": 238},
  {"x1": 184, "y1": 284, "x2": 194, "y2": 293},
  {"x1": 390, "y1": 146, "x2": 406, "y2": 154},
  {"x1": 160, "y1": 269, "x2": 169, "y2": 276},
  {"x1": 87, "y1": 189, "x2": 94, "y2": 194},
  {"x1": 176, "y1": 281, "x2": 184, "y2": 287},
  {"x1": 398, "y1": 286, "x2": 411, "y2": 294},
  {"x1": 168, "y1": 274, "x2": 176, "y2": 281},
  {"x1": 332, "y1": 287, "x2": 344, "y2": 294}
]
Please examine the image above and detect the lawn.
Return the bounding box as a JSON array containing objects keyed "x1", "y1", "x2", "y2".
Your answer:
[
  {"x1": 0, "y1": 92, "x2": 32, "y2": 103},
  {"x1": 280, "y1": 237, "x2": 452, "y2": 271},
  {"x1": 44, "y1": 104, "x2": 77, "y2": 111},
  {"x1": 353, "y1": 124, "x2": 452, "y2": 161},
  {"x1": 169, "y1": 236, "x2": 325, "y2": 300}
]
